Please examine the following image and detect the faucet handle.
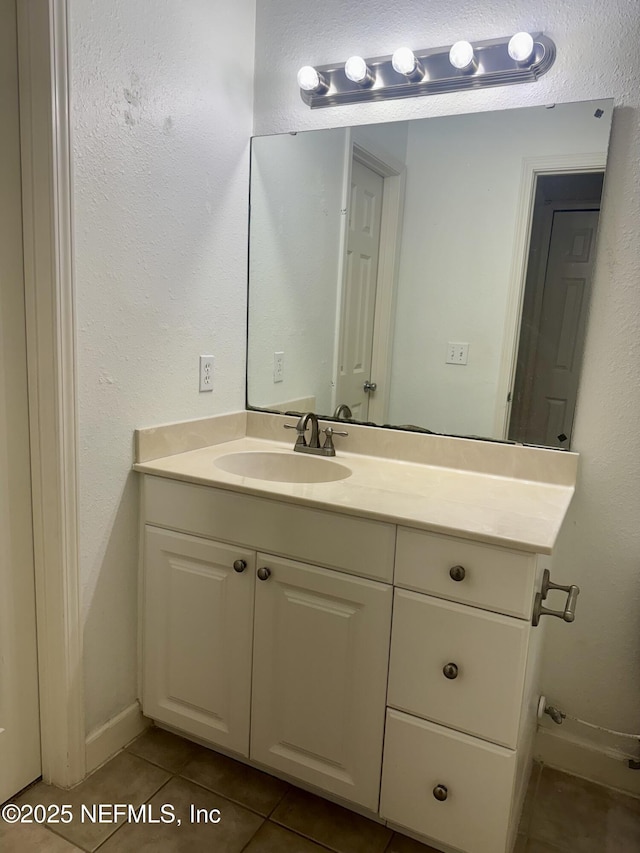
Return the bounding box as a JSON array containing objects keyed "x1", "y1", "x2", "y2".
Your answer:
[
  {"x1": 321, "y1": 426, "x2": 348, "y2": 456},
  {"x1": 323, "y1": 426, "x2": 348, "y2": 437},
  {"x1": 283, "y1": 420, "x2": 308, "y2": 448}
]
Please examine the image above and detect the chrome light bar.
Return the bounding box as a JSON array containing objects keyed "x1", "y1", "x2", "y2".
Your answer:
[{"x1": 298, "y1": 33, "x2": 556, "y2": 109}]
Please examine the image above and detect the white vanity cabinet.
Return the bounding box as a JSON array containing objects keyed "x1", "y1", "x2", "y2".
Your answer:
[
  {"x1": 380, "y1": 527, "x2": 546, "y2": 853},
  {"x1": 140, "y1": 475, "x2": 395, "y2": 811},
  {"x1": 139, "y1": 472, "x2": 554, "y2": 853}
]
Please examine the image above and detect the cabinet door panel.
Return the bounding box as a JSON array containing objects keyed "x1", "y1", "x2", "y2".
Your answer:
[
  {"x1": 251, "y1": 554, "x2": 392, "y2": 810},
  {"x1": 143, "y1": 526, "x2": 255, "y2": 755},
  {"x1": 381, "y1": 710, "x2": 516, "y2": 853}
]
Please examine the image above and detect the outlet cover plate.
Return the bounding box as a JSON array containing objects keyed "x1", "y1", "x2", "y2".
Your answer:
[
  {"x1": 199, "y1": 355, "x2": 214, "y2": 392},
  {"x1": 446, "y1": 342, "x2": 469, "y2": 365}
]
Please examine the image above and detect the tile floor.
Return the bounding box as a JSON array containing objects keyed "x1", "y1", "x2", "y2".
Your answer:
[{"x1": 2, "y1": 727, "x2": 640, "y2": 852}]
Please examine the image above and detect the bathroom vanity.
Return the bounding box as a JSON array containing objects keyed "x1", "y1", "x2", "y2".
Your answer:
[{"x1": 134, "y1": 411, "x2": 579, "y2": 853}]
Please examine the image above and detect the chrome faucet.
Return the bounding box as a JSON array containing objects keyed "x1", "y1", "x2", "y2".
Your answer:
[
  {"x1": 333, "y1": 403, "x2": 353, "y2": 419},
  {"x1": 284, "y1": 412, "x2": 348, "y2": 457}
]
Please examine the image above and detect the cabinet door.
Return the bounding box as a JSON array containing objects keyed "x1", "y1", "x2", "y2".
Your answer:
[
  {"x1": 143, "y1": 526, "x2": 255, "y2": 755},
  {"x1": 251, "y1": 553, "x2": 392, "y2": 810}
]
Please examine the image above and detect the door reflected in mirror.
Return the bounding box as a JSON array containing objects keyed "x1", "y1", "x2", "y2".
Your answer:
[{"x1": 247, "y1": 99, "x2": 613, "y2": 448}]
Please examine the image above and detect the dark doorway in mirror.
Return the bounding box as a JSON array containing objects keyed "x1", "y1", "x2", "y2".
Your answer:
[{"x1": 508, "y1": 172, "x2": 604, "y2": 448}]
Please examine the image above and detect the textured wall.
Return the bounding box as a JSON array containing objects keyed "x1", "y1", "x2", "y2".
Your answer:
[
  {"x1": 254, "y1": 0, "x2": 640, "y2": 755},
  {"x1": 70, "y1": 0, "x2": 255, "y2": 733}
]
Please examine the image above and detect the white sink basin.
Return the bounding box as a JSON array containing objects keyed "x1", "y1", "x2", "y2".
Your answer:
[{"x1": 214, "y1": 451, "x2": 352, "y2": 484}]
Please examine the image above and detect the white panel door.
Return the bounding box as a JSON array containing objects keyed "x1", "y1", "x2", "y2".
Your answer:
[
  {"x1": 335, "y1": 159, "x2": 384, "y2": 420},
  {"x1": 511, "y1": 206, "x2": 600, "y2": 447},
  {"x1": 528, "y1": 209, "x2": 599, "y2": 446},
  {"x1": 251, "y1": 553, "x2": 392, "y2": 810},
  {"x1": 143, "y1": 527, "x2": 255, "y2": 755},
  {"x1": 0, "y1": 0, "x2": 41, "y2": 804}
]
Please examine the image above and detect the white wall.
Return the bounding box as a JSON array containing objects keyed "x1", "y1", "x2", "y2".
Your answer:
[
  {"x1": 389, "y1": 102, "x2": 610, "y2": 437},
  {"x1": 254, "y1": 0, "x2": 640, "y2": 773},
  {"x1": 249, "y1": 129, "x2": 347, "y2": 412},
  {"x1": 352, "y1": 121, "x2": 409, "y2": 165},
  {"x1": 249, "y1": 121, "x2": 408, "y2": 417},
  {"x1": 70, "y1": 0, "x2": 255, "y2": 735}
]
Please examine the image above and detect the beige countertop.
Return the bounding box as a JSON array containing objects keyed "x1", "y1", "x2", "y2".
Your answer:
[{"x1": 133, "y1": 414, "x2": 576, "y2": 553}]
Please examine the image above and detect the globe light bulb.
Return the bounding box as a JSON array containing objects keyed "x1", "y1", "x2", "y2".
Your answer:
[
  {"x1": 508, "y1": 32, "x2": 535, "y2": 63},
  {"x1": 392, "y1": 47, "x2": 418, "y2": 76},
  {"x1": 345, "y1": 55, "x2": 369, "y2": 84},
  {"x1": 449, "y1": 40, "x2": 475, "y2": 70},
  {"x1": 297, "y1": 65, "x2": 321, "y2": 92}
]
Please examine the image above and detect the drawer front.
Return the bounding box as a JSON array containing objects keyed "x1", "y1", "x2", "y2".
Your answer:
[
  {"x1": 388, "y1": 589, "x2": 529, "y2": 748},
  {"x1": 143, "y1": 475, "x2": 395, "y2": 582},
  {"x1": 395, "y1": 526, "x2": 536, "y2": 618},
  {"x1": 380, "y1": 709, "x2": 515, "y2": 853}
]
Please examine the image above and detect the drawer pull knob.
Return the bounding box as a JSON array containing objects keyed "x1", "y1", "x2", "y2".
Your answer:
[
  {"x1": 233, "y1": 559, "x2": 247, "y2": 573},
  {"x1": 257, "y1": 567, "x2": 271, "y2": 581},
  {"x1": 433, "y1": 784, "x2": 448, "y2": 802},
  {"x1": 443, "y1": 662, "x2": 459, "y2": 680},
  {"x1": 449, "y1": 565, "x2": 466, "y2": 582}
]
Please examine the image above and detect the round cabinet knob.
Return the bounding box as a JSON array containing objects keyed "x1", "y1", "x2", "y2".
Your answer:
[
  {"x1": 433, "y1": 784, "x2": 448, "y2": 802},
  {"x1": 443, "y1": 662, "x2": 459, "y2": 680},
  {"x1": 449, "y1": 564, "x2": 466, "y2": 582},
  {"x1": 233, "y1": 559, "x2": 247, "y2": 573},
  {"x1": 257, "y1": 567, "x2": 271, "y2": 581}
]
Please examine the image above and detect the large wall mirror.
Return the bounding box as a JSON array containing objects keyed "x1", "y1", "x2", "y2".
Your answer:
[{"x1": 247, "y1": 99, "x2": 613, "y2": 448}]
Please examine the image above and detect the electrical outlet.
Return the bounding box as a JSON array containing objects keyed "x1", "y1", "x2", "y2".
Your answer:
[
  {"x1": 273, "y1": 351, "x2": 284, "y2": 383},
  {"x1": 446, "y1": 342, "x2": 469, "y2": 365},
  {"x1": 199, "y1": 355, "x2": 214, "y2": 392}
]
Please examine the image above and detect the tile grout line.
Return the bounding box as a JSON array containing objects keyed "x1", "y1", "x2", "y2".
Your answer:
[
  {"x1": 175, "y1": 770, "x2": 285, "y2": 820},
  {"x1": 44, "y1": 822, "x2": 91, "y2": 853},
  {"x1": 36, "y1": 746, "x2": 179, "y2": 853},
  {"x1": 92, "y1": 775, "x2": 177, "y2": 851}
]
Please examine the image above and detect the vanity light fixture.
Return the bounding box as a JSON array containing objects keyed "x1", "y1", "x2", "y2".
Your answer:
[
  {"x1": 297, "y1": 32, "x2": 555, "y2": 108},
  {"x1": 296, "y1": 65, "x2": 329, "y2": 94},
  {"x1": 508, "y1": 31, "x2": 535, "y2": 63},
  {"x1": 448, "y1": 40, "x2": 476, "y2": 71},
  {"x1": 391, "y1": 47, "x2": 425, "y2": 80},
  {"x1": 344, "y1": 55, "x2": 375, "y2": 86}
]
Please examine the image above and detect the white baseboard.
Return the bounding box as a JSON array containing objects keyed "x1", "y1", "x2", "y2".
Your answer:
[
  {"x1": 535, "y1": 727, "x2": 640, "y2": 798},
  {"x1": 85, "y1": 701, "x2": 150, "y2": 775}
]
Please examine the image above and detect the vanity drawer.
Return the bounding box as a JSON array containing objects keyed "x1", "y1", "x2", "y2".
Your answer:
[
  {"x1": 395, "y1": 526, "x2": 537, "y2": 618},
  {"x1": 143, "y1": 475, "x2": 395, "y2": 582},
  {"x1": 380, "y1": 709, "x2": 515, "y2": 853},
  {"x1": 388, "y1": 589, "x2": 529, "y2": 748}
]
